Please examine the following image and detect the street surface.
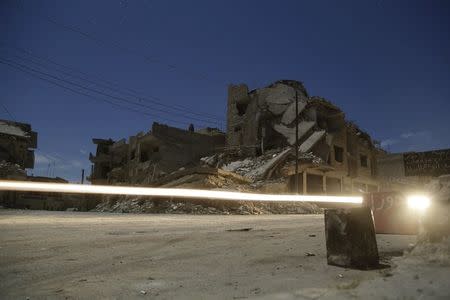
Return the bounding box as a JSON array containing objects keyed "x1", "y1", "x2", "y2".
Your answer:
[{"x1": 0, "y1": 209, "x2": 415, "y2": 299}]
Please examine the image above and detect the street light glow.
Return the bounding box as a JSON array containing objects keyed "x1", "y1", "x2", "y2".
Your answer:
[
  {"x1": 407, "y1": 194, "x2": 431, "y2": 211},
  {"x1": 0, "y1": 180, "x2": 363, "y2": 204}
]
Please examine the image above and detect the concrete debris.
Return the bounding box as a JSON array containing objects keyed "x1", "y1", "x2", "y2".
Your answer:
[
  {"x1": 200, "y1": 154, "x2": 219, "y2": 167},
  {"x1": 246, "y1": 147, "x2": 292, "y2": 180},
  {"x1": 220, "y1": 148, "x2": 292, "y2": 181}
]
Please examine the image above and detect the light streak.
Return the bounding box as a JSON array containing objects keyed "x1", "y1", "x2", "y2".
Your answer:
[{"x1": 0, "y1": 180, "x2": 363, "y2": 204}]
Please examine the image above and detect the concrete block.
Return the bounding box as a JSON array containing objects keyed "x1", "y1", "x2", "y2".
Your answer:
[{"x1": 324, "y1": 207, "x2": 379, "y2": 269}]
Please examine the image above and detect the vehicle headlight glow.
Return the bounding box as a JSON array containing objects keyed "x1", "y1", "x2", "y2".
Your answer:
[{"x1": 407, "y1": 195, "x2": 431, "y2": 211}]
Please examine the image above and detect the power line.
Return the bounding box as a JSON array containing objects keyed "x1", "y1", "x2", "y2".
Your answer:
[
  {"x1": 0, "y1": 58, "x2": 212, "y2": 128},
  {"x1": 43, "y1": 16, "x2": 214, "y2": 83},
  {"x1": 1, "y1": 103, "x2": 15, "y2": 121},
  {"x1": 2, "y1": 54, "x2": 222, "y2": 126},
  {"x1": 2, "y1": 45, "x2": 224, "y2": 121},
  {"x1": 0, "y1": 57, "x2": 221, "y2": 128},
  {"x1": 14, "y1": 1, "x2": 224, "y2": 87}
]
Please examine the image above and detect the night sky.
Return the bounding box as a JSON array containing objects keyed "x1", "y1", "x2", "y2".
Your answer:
[{"x1": 1, "y1": 0, "x2": 449, "y2": 182}]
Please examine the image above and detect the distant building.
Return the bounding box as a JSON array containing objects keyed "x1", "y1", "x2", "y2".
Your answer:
[
  {"x1": 377, "y1": 149, "x2": 450, "y2": 192},
  {"x1": 0, "y1": 119, "x2": 37, "y2": 169},
  {"x1": 88, "y1": 122, "x2": 225, "y2": 184}
]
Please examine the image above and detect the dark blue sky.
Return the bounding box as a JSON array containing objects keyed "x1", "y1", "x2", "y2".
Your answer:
[{"x1": 1, "y1": 0, "x2": 449, "y2": 182}]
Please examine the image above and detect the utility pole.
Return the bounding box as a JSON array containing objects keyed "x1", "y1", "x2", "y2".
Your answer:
[
  {"x1": 81, "y1": 169, "x2": 85, "y2": 184},
  {"x1": 295, "y1": 90, "x2": 299, "y2": 194}
]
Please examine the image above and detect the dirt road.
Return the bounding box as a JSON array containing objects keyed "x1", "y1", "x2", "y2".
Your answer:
[{"x1": 0, "y1": 209, "x2": 415, "y2": 299}]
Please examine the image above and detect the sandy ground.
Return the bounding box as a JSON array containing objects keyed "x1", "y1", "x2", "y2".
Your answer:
[{"x1": 0, "y1": 209, "x2": 442, "y2": 300}]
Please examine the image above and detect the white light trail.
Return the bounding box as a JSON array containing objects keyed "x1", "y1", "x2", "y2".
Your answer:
[{"x1": 0, "y1": 180, "x2": 363, "y2": 204}]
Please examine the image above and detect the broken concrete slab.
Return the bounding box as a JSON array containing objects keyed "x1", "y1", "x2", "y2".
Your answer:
[
  {"x1": 299, "y1": 130, "x2": 326, "y2": 153},
  {"x1": 325, "y1": 207, "x2": 379, "y2": 269},
  {"x1": 246, "y1": 147, "x2": 292, "y2": 180},
  {"x1": 273, "y1": 122, "x2": 315, "y2": 145},
  {"x1": 281, "y1": 100, "x2": 307, "y2": 125}
]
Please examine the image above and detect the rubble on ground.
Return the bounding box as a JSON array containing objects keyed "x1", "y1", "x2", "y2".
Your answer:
[
  {"x1": 93, "y1": 147, "x2": 326, "y2": 215},
  {"x1": 93, "y1": 194, "x2": 321, "y2": 215}
]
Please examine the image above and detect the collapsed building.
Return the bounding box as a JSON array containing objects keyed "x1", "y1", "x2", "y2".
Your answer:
[
  {"x1": 89, "y1": 122, "x2": 225, "y2": 184},
  {"x1": 223, "y1": 80, "x2": 383, "y2": 195}
]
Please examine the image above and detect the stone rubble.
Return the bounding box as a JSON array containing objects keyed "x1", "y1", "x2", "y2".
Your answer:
[{"x1": 94, "y1": 194, "x2": 322, "y2": 215}]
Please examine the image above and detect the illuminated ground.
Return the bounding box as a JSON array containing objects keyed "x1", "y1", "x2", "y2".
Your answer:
[{"x1": 0, "y1": 209, "x2": 424, "y2": 299}]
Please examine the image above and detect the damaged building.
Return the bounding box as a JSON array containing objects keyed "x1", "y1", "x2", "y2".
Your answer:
[
  {"x1": 89, "y1": 122, "x2": 225, "y2": 184},
  {"x1": 0, "y1": 119, "x2": 37, "y2": 170},
  {"x1": 224, "y1": 80, "x2": 383, "y2": 195},
  {"x1": 0, "y1": 119, "x2": 94, "y2": 211}
]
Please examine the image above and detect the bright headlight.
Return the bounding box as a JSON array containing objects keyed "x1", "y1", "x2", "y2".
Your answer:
[{"x1": 407, "y1": 195, "x2": 431, "y2": 210}]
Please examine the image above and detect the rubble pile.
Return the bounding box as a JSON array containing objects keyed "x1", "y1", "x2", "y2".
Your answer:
[
  {"x1": 202, "y1": 148, "x2": 324, "y2": 181},
  {"x1": 94, "y1": 194, "x2": 321, "y2": 215}
]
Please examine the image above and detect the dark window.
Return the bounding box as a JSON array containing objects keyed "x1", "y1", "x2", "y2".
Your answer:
[
  {"x1": 101, "y1": 166, "x2": 110, "y2": 178},
  {"x1": 368, "y1": 184, "x2": 378, "y2": 192},
  {"x1": 360, "y1": 155, "x2": 368, "y2": 167},
  {"x1": 130, "y1": 150, "x2": 135, "y2": 160},
  {"x1": 288, "y1": 173, "x2": 304, "y2": 193},
  {"x1": 307, "y1": 174, "x2": 324, "y2": 195},
  {"x1": 334, "y1": 146, "x2": 343, "y2": 163},
  {"x1": 153, "y1": 146, "x2": 159, "y2": 153},
  {"x1": 234, "y1": 126, "x2": 242, "y2": 132},
  {"x1": 236, "y1": 103, "x2": 248, "y2": 116},
  {"x1": 326, "y1": 177, "x2": 341, "y2": 194},
  {"x1": 140, "y1": 151, "x2": 149, "y2": 162}
]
